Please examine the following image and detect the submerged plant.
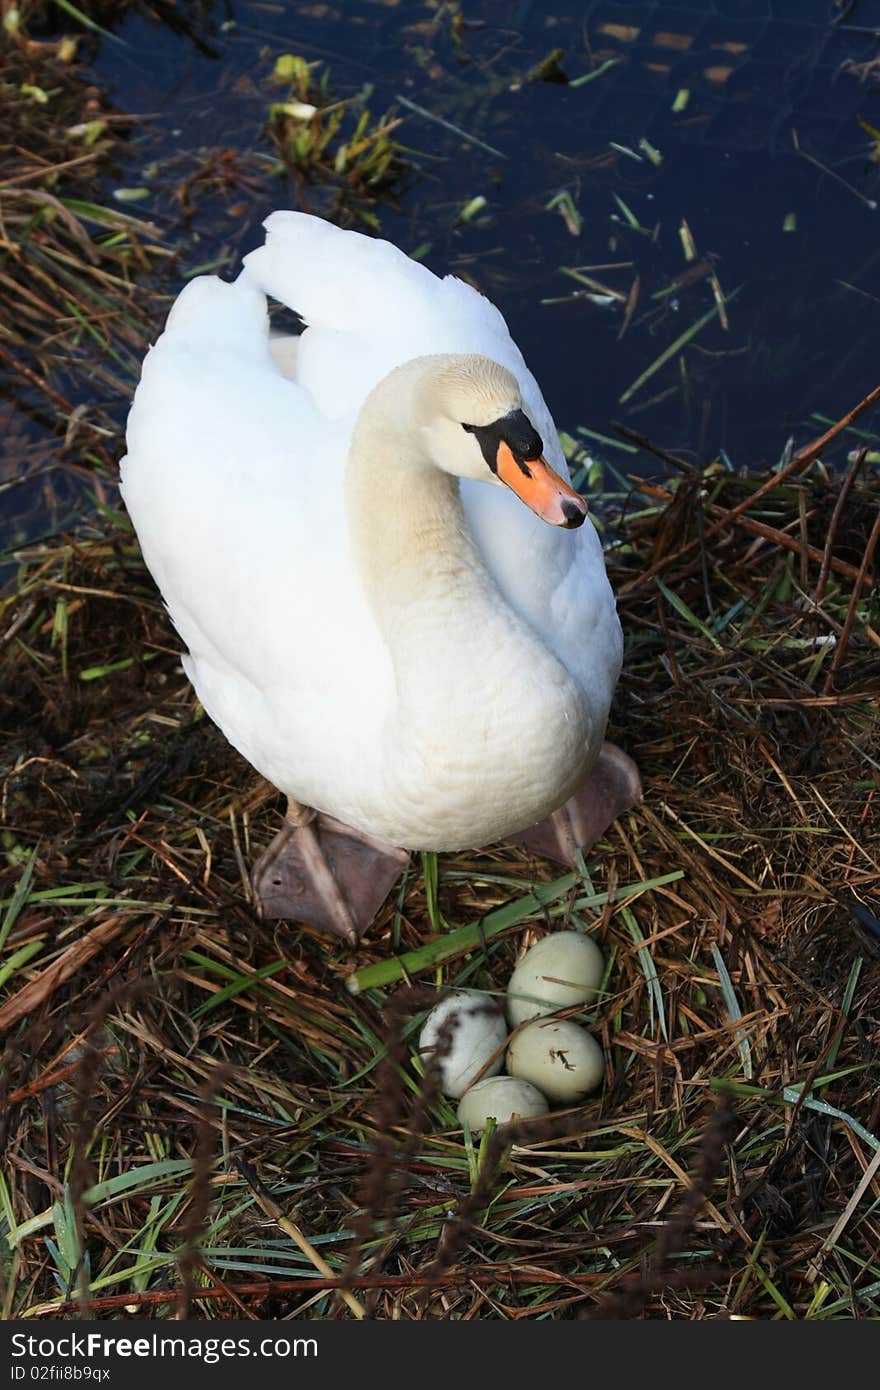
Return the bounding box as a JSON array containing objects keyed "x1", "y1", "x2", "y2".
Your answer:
[{"x1": 267, "y1": 53, "x2": 412, "y2": 226}]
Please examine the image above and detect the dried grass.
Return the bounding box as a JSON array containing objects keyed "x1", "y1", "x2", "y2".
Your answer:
[{"x1": 0, "y1": 420, "x2": 877, "y2": 1319}]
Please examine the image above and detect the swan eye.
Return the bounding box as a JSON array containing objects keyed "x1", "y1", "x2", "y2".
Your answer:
[{"x1": 462, "y1": 411, "x2": 543, "y2": 476}]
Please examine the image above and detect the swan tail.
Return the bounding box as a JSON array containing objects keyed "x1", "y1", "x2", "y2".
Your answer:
[
  {"x1": 241, "y1": 210, "x2": 515, "y2": 345},
  {"x1": 238, "y1": 211, "x2": 522, "y2": 419}
]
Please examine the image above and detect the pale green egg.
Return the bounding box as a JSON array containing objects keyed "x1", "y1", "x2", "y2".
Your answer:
[
  {"x1": 507, "y1": 931, "x2": 604, "y2": 1026},
  {"x1": 456, "y1": 1076, "x2": 549, "y2": 1132},
  {"x1": 506, "y1": 1019, "x2": 604, "y2": 1102}
]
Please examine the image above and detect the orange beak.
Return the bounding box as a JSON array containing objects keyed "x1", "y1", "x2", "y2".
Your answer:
[{"x1": 495, "y1": 441, "x2": 588, "y2": 528}]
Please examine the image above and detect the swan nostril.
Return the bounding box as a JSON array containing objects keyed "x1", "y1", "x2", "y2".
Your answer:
[{"x1": 561, "y1": 498, "x2": 587, "y2": 528}]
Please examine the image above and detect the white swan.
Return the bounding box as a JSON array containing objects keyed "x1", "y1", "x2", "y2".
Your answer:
[{"x1": 121, "y1": 212, "x2": 639, "y2": 943}]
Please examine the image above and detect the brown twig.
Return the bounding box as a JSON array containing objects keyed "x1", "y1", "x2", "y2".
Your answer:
[
  {"x1": 586, "y1": 1092, "x2": 737, "y2": 1318},
  {"x1": 706, "y1": 504, "x2": 874, "y2": 588},
  {"x1": 619, "y1": 384, "x2": 880, "y2": 595},
  {"x1": 612, "y1": 421, "x2": 696, "y2": 473},
  {"x1": 706, "y1": 381, "x2": 880, "y2": 542},
  {"x1": 823, "y1": 506, "x2": 880, "y2": 693},
  {"x1": 235, "y1": 1155, "x2": 367, "y2": 1320},
  {"x1": 177, "y1": 1067, "x2": 234, "y2": 1318},
  {"x1": 815, "y1": 448, "x2": 868, "y2": 606},
  {"x1": 29, "y1": 1266, "x2": 618, "y2": 1317},
  {"x1": 0, "y1": 916, "x2": 134, "y2": 1034}
]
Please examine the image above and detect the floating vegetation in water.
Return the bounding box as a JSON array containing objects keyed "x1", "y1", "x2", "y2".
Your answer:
[
  {"x1": 545, "y1": 189, "x2": 582, "y2": 237},
  {"x1": 6, "y1": 0, "x2": 224, "y2": 54},
  {"x1": 267, "y1": 53, "x2": 413, "y2": 227}
]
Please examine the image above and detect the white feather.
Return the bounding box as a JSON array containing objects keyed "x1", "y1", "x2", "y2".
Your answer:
[{"x1": 120, "y1": 212, "x2": 623, "y2": 848}]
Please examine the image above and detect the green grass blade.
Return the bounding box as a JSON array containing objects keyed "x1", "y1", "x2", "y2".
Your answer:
[
  {"x1": 7, "y1": 1160, "x2": 195, "y2": 1247},
  {"x1": 657, "y1": 578, "x2": 723, "y2": 651},
  {"x1": 348, "y1": 870, "x2": 684, "y2": 994},
  {"x1": 0, "y1": 849, "x2": 39, "y2": 953},
  {"x1": 827, "y1": 956, "x2": 863, "y2": 1070},
  {"x1": 619, "y1": 287, "x2": 741, "y2": 404},
  {"x1": 0, "y1": 939, "x2": 45, "y2": 989},
  {"x1": 782, "y1": 1086, "x2": 880, "y2": 1153},
  {"x1": 710, "y1": 942, "x2": 753, "y2": 1079},
  {"x1": 621, "y1": 906, "x2": 668, "y2": 1042}
]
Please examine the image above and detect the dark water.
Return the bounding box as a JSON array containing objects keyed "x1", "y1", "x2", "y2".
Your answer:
[{"x1": 5, "y1": 0, "x2": 880, "y2": 556}]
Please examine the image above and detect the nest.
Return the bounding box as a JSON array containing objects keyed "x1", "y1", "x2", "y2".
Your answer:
[{"x1": 1, "y1": 413, "x2": 877, "y2": 1319}]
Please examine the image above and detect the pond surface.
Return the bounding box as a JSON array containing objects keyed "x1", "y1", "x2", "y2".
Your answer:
[{"x1": 4, "y1": 0, "x2": 880, "y2": 557}]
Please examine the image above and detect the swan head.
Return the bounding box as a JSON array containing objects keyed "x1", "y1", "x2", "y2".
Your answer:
[{"x1": 416, "y1": 354, "x2": 588, "y2": 529}]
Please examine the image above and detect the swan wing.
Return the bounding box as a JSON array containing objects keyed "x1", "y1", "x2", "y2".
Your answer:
[
  {"x1": 243, "y1": 212, "x2": 622, "y2": 700},
  {"x1": 120, "y1": 271, "x2": 390, "y2": 797}
]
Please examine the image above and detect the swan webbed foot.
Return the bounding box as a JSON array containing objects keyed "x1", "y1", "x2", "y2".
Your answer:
[
  {"x1": 252, "y1": 804, "x2": 410, "y2": 945},
  {"x1": 506, "y1": 742, "x2": 642, "y2": 866}
]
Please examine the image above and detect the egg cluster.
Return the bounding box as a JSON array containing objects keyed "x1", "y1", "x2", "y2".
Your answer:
[{"x1": 418, "y1": 931, "x2": 607, "y2": 1132}]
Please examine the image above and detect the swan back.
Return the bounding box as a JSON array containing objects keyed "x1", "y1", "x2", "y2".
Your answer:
[
  {"x1": 242, "y1": 213, "x2": 622, "y2": 708},
  {"x1": 121, "y1": 271, "x2": 393, "y2": 808}
]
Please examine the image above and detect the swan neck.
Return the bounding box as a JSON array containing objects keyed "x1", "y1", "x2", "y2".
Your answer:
[
  {"x1": 345, "y1": 358, "x2": 547, "y2": 722},
  {"x1": 346, "y1": 357, "x2": 486, "y2": 608},
  {"x1": 342, "y1": 356, "x2": 593, "y2": 833}
]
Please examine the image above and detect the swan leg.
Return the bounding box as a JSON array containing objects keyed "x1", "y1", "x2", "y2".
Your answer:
[
  {"x1": 506, "y1": 742, "x2": 641, "y2": 866},
  {"x1": 252, "y1": 800, "x2": 410, "y2": 945}
]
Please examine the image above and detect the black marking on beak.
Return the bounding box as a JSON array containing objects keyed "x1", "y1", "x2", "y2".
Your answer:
[
  {"x1": 462, "y1": 409, "x2": 543, "y2": 476},
  {"x1": 561, "y1": 498, "x2": 587, "y2": 528}
]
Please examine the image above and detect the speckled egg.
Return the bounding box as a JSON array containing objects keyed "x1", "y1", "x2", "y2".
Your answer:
[{"x1": 418, "y1": 992, "x2": 507, "y2": 1099}]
